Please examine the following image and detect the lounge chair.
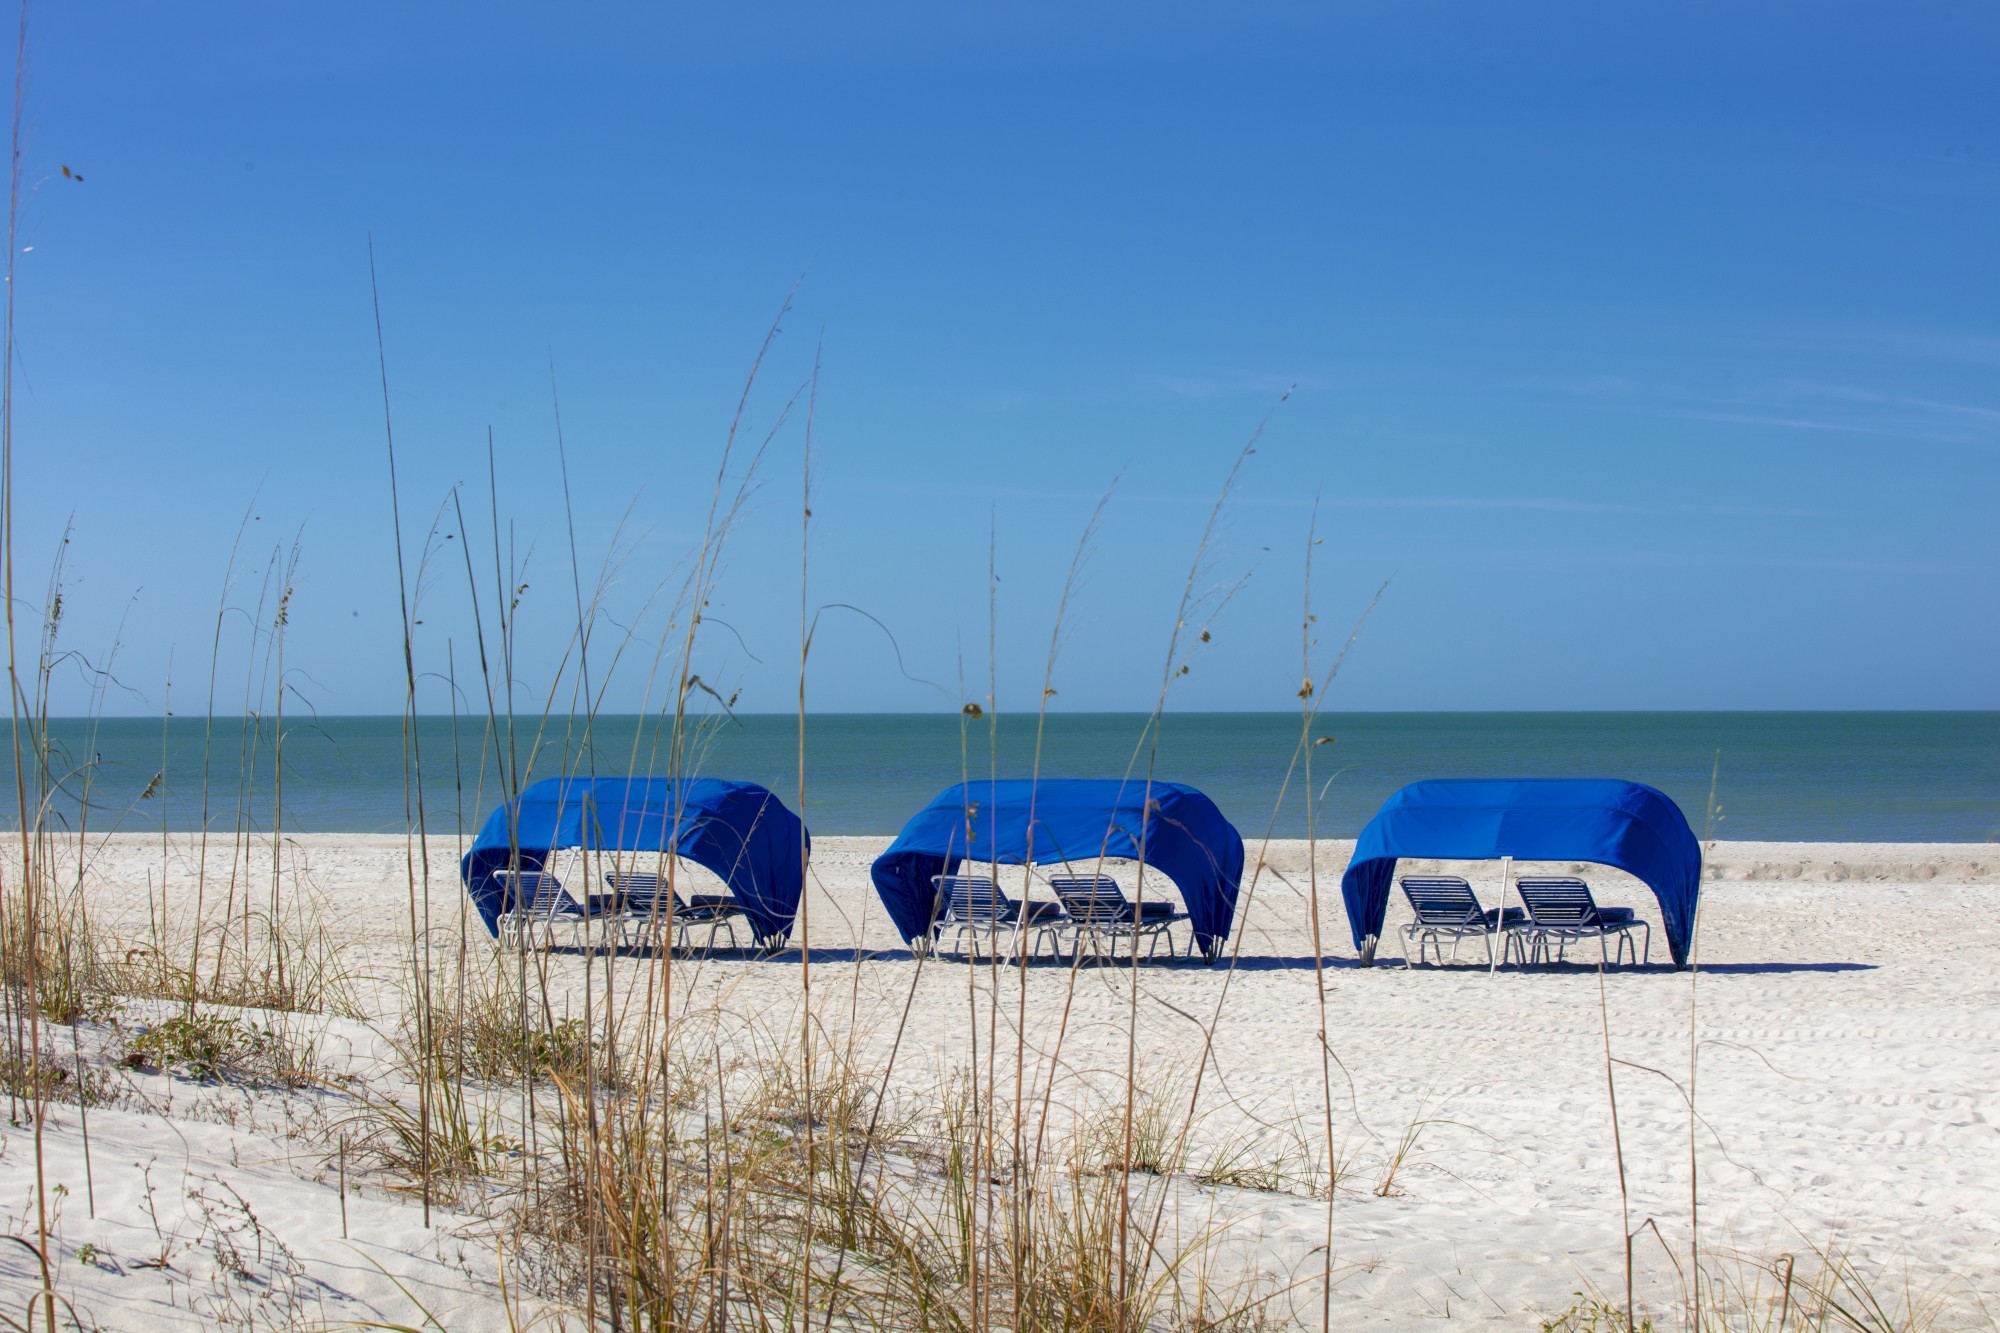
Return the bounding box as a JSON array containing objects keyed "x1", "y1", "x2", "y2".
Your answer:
[
  {"x1": 1513, "y1": 877, "x2": 1650, "y2": 966},
  {"x1": 493, "y1": 869, "x2": 607, "y2": 951},
  {"x1": 602, "y1": 870, "x2": 747, "y2": 953},
  {"x1": 929, "y1": 874, "x2": 1064, "y2": 963},
  {"x1": 1049, "y1": 875, "x2": 1186, "y2": 962},
  {"x1": 1398, "y1": 876, "x2": 1529, "y2": 967}
]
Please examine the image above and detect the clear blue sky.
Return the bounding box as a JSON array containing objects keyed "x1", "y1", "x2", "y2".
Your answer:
[{"x1": 13, "y1": 2, "x2": 1997, "y2": 717}]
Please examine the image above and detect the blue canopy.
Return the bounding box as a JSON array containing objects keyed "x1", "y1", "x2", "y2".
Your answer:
[
  {"x1": 870, "y1": 778, "x2": 1245, "y2": 959},
  {"x1": 460, "y1": 777, "x2": 809, "y2": 944},
  {"x1": 1341, "y1": 778, "x2": 1703, "y2": 966}
]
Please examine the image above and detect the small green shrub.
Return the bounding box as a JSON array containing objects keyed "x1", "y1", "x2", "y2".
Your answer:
[
  {"x1": 1542, "y1": 1297, "x2": 1653, "y2": 1333},
  {"x1": 0, "y1": 1053, "x2": 114, "y2": 1107},
  {"x1": 121, "y1": 1012, "x2": 315, "y2": 1087},
  {"x1": 421, "y1": 1001, "x2": 600, "y2": 1086}
]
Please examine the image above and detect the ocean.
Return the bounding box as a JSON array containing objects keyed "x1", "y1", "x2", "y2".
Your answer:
[{"x1": 7, "y1": 711, "x2": 1993, "y2": 842}]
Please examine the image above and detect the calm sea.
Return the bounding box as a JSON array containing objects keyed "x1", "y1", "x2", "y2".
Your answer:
[{"x1": 5, "y1": 712, "x2": 1994, "y2": 842}]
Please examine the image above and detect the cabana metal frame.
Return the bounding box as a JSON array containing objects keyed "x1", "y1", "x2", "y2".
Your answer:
[
  {"x1": 1341, "y1": 779, "x2": 1703, "y2": 968},
  {"x1": 870, "y1": 778, "x2": 1245, "y2": 963},
  {"x1": 461, "y1": 776, "x2": 809, "y2": 951}
]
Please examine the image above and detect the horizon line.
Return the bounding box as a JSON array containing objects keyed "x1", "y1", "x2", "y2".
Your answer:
[{"x1": 32, "y1": 706, "x2": 2000, "y2": 722}]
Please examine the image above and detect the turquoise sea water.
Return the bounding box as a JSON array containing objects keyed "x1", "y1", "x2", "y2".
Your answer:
[{"x1": 7, "y1": 712, "x2": 1994, "y2": 842}]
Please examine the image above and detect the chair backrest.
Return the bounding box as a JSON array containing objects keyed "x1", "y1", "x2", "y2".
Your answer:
[
  {"x1": 1400, "y1": 876, "x2": 1483, "y2": 926},
  {"x1": 1514, "y1": 877, "x2": 1600, "y2": 927},
  {"x1": 1050, "y1": 875, "x2": 1129, "y2": 924},
  {"x1": 495, "y1": 870, "x2": 576, "y2": 919},
  {"x1": 604, "y1": 871, "x2": 684, "y2": 916},
  {"x1": 936, "y1": 875, "x2": 1016, "y2": 924}
]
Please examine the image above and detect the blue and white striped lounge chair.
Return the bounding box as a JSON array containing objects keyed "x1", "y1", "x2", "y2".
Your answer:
[
  {"x1": 1514, "y1": 877, "x2": 1650, "y2": 966},
  {"x1": 929, "y1": 874, "x2": 1064, "y2": 963},
  {"x1": 493, "y1": 869, "x2": 606, "y2": 952},
  {"x1": 1049, "y1": 875, "x2": 1186, "y2": 962},
  {"x1": 602, "y1": 870, "x2": 747, "y2": 953},
  {"x1": 1398, "y1": 876, "x2": 1529, "y2": 967}
]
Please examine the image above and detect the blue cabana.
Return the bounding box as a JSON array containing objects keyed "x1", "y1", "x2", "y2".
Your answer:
[
  {"x1": 870, "y1": 778, "x2": 1245, "y2": 960},
  {"x1": 1340, "y1": 778, "x2": 1703, "y2": 967},
  {"x1": 460, "y1": 777, "x2": 809, "y2": 945}
]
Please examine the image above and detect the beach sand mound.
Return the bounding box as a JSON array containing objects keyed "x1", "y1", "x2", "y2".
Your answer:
[{"x1": 0, "y1": 835, "x2": 1990, "y2": 1329}]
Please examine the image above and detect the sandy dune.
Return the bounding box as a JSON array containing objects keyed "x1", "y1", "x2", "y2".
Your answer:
[{"x1": 1, "y1": 834, "x2": 1993, "y2": 1329}]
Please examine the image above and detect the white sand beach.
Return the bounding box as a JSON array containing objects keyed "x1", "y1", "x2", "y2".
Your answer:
[{"x1": 2, "y1": 835, "x2": 1994, "y2": 1329}]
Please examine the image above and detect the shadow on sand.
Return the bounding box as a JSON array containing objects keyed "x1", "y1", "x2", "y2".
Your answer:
[
  {"x1": 535, "y1": 945, "x2": 1876, "y2": 976},
  {"x1": 1248, "y1": 957, "x2": 1878, "y2": 976}
]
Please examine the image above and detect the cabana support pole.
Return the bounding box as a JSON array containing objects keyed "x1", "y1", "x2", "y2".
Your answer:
[{"x1": 1489, "y1": 855, "x2": 1512, "y2": 976}]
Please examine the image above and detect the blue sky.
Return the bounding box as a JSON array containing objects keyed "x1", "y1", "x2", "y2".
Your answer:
[{"x1": 13, "y1": 1, "x2": 1997, "y2": 717}]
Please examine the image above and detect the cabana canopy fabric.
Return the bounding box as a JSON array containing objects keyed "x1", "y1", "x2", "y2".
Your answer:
[
  {"x1": 461, "y1": 777, "x2": 808, "y2": 944},
  {"x1": 870, "y1": 778, "x2": 1245, "y2": 958},
  {"x1": 1340, "y1": 778, "x2": 1703, "y2": 966}
]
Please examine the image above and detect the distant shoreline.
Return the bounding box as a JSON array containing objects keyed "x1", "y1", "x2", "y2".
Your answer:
[
  {"x1": 10, "y1": 711, "x2": 1995, "y2": 842},
  {"x1": 59, "y1": 832, "x2": 2000, "y2": 882},
  {"x1": 32, "y1": 708, "x2": 2000, "y2": 721}
]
